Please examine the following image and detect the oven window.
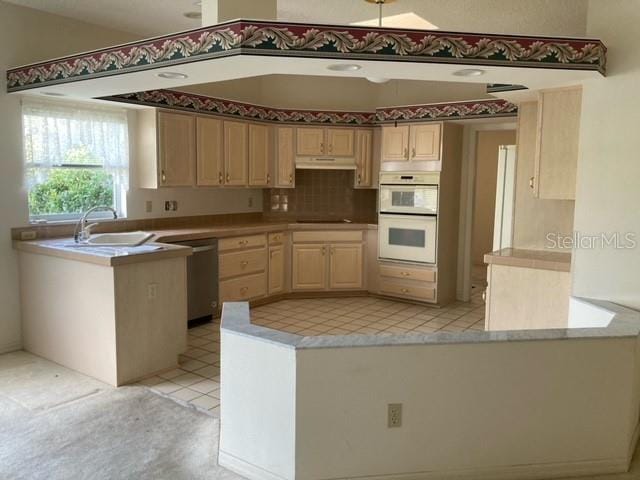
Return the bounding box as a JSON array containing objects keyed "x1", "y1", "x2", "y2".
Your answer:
[
  {"x1": 389, "y1": 227, "x2": 426, "y2": 248},
  {"x1": 391, "y1": 191, "x2": 415, "y2": 207}
]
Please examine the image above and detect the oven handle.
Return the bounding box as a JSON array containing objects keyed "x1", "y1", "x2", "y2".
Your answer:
[{"x1": 379, "y1": 212, "x2": 437, "y2": 218}]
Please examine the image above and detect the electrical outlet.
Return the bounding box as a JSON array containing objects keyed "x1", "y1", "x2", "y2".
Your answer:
[
  {"x1": 145, "y1": 200, "x2": 153, "y2": 213},
  {"x1": 164, "y1": 200, "x2": 178, "y2": 212},
  {"x1": 147, "y1": 283, "x2": 158, "y2": 300},
  {"x1": 20, "y1": 230, "x2": 37, "y2": 241},
  {"x1": 388, "y1": 403, "x2": 402, "y2": 428}
]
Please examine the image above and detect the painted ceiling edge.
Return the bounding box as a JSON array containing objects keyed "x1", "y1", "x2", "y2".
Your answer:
[
  {"x1": 5, "y1": 19, "x2": 607, "y2": 92},
  {"x1": 100, "y1": 89, "x2": 518, "y2": 125}
]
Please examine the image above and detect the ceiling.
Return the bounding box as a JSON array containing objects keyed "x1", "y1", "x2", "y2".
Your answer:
[{"x1": 3, "y1": 0, "x2": 589, "y2": 38}]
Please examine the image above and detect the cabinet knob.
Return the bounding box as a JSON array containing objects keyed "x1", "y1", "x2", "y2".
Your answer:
[
  {"x1": 404, "y1": 148, "x2": 409, "y2": 159},
  {"x1": 320, "y1": 142, "x2": 325, "y2": 154},
  {"x1": 289, "y1": 174, "x2": 293, "y2": 184},
  {"x1": 321, "y1": 246, "x2": 326, "y2": 256},
  {"x1": 161, "y1": 170, "x2": 166, "y2": 183},
  {"x1": 240, "y1": 286, "x2": 248, "y2": 294},
  {"x1": 529, "y1": 176, "x2": 535, "y2": 189},
  {"x1": 357, "y1": 174, "x2": 361, "y2": 184},
  {"x1": 226, "y1": 173, "x2": 230, "y2": 183},
  {"x1": 267, "y1": 173, "x2": 271, "y2": 183},
  {"x1": 240, "y1": 261, "x2": 249, "y2": 267},
  {"x1": 328, "y1": 144, "x2": 333, "y2": 153},
  {"x1": 401, "y1": 288, "x2": 409, "y2": 294},
  {"x1": 412, "y1": 147, "x2": 416, "y2": 158},
  {"x1": 400, "y1": 271, "x2": 410, "y2": 277},
  {"x1": 218, "y1": 172, "x2": 223, "y2": 184}
]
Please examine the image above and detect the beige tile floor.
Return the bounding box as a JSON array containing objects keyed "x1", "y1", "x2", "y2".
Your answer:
[
  {"x1": 137, "y1": 322, "x2": 222, "y2": 416},
  {"x1": 251, "y1": 291, "x2": 486, "y2": 336},
  {"x1": 140, "y1": 290, "x2": 485, "y2": 415}
]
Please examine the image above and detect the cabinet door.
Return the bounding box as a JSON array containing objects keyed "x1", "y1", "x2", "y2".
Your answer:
[
  {"x1": 329, "y1": 243, "x2": 363, "y2": 290},
  {"x1": 196, "y1": 116, "x2": 223, "y2": 186},
  {"x1": 327, "y1": 128, "x2": 354, "y2": 157},
  {"x1": 223, "y1": 120, "x2": 248, "y2": 186},
  {"x1": 292, "y1": 244, "x2": 326, "y2": 290},
  {"x1": 534, "y1": 86, "x2": 582, "y2": 200},
  {"x1": 410, "y1": 123, "x2": 441, "y2": 161},
  {"x1": 296, "y1": 127, "x2": 325, "y2": 156},
  {"x1": 275, "y1": 127, "x2": 295, "y2": 188},
  {"x1": 268, "y1": 244, "x2": 285, "y2": 295},
  {"x1": 248, "y1": 123, "x2": 270, "y2": 186},
  {"x1": 158, "y1": 111, "x2": 195, "y2": 187},
  {"x1": 381, "y1": 125, "x2": 410, "y2": 162},
  {"x1": 354, "y1": 129, "x2": 373, "y2": 187}
]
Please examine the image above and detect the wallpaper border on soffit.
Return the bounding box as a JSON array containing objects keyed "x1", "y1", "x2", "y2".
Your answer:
[
  {"x1": 6, "y1": 19, "x2": 607, "y2": 92},
  {"x1": 101, "y1": 89, "x2": 518, "y2": 125}
]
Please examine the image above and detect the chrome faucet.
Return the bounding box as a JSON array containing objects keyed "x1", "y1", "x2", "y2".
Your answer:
[{"x1": 74, "y1": 206, "x2": 118, "y2": 243}]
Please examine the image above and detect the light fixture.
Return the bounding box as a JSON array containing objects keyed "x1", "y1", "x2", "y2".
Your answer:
[
  {"x1": 327, "y1": 64, "x2": 362, "y2": 72},
  {"x1": 183, "y1": 11, "x2": 202, "y2": 19},
  {"x1": 452, "y1": 68, "x2": 486, "y2": 77},
  {"x1": 41, "y1": 91, "x2": 65, "y2": 96},
  {"x1": 364, "y1": 0, "x2": 397, "y2": 27},
  {"x1": 157, "y1": 72, "x2": 189, "y2": 80},
  {"x1": 366, "y1": 77, "x2": 391, "y2": 84}
]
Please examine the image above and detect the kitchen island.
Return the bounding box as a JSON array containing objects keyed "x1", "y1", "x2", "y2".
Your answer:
[{"x1": 14, "y1": 240, "x2": 191, "y2": 386}]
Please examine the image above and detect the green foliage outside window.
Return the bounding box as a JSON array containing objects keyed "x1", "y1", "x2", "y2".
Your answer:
[{"x1": 28, "y1": 169, "x2": 114, "y2": 216}]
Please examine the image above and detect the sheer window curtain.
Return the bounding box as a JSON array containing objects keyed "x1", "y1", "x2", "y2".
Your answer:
[{"x1": 22, "y1": 99, "x2": 129, "y2": 190}]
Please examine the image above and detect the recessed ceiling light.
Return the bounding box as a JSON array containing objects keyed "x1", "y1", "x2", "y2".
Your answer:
[
  {"x1": 366, "y1": 77, "x2": 391, "y2": 84},
  {"x1": 157, "y1": 72, "x2": 189, "y2": 80},
  {"x1": 41, "y1": 91, "x2": 65, "y2": 96},
  {"x1": 183, "y1": 11, "x2": 202, "y2": 19},
  {"x1": 452, "y1": 68, "x2": 486, "y2": 77},
  {"x1": 327, "y1": 64, "x2": 362, "y2": 72}
]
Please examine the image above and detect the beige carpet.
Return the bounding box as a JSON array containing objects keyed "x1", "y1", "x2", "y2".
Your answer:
[{"x1": 0, "y1": 352, "x2": 242, "y2": 480}]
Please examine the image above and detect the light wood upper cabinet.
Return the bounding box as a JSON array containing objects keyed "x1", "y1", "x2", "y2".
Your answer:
[
  {"x1": 223, "y1": 120, "x2": 248, "y2": 186},
  {"x1": 196, "y1": 116, "x2": 223, "y2": 186},
  {"x1": 410, "y1": 123, "x2": 441, "y2": 161},
  {"x1": 296, "y1": 127, "x2": 325, "y2": 156},
  {"x1": 381, "y1": 125, "x2": 410, "y2": 162},
  {"x1": 329, "y1": 243, "x2": 363, "y2": 290},
  {"x1": 275, "y1": 126, "x2": 295, "y2": 188},
  {"x1": 158, "y1": 111, "x2": 196, "y2": 187},
  {"x1": 355, "y1": 129, "x2": 373, "y2": 188},
  {"x1": 268, "y1": 244, "x2": 285, "y2": 295},
  {"x1": 248, "y1": 123, "x2": 271, "y2": 186},
  {"x1": 292, "y1": 244, "x2": 327, "y2": 290},
  {"x1": 533, "y1": 86, "x2": 582, "y2": 200},
  {"x1": 381, "y1": 122, "x2": 442, "y2": 170},
  {"x1": 326, "y1": 128, "x2": 354, "y2": 157}
]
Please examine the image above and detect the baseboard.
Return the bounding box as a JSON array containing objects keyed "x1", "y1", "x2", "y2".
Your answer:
[
  {"x1": 218, "y1": 450, "x2": 290, "y2": 480},
  {"x1": 219, "y1": 452, "x2": 628, "y2": 480},
  {"x1": 0, "y1": 340, "x2": 22, "y2": 355}
]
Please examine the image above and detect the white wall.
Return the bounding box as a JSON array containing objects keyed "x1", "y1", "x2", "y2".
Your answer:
[{"x1": 571, "y1": 0, "x2": 640, "y2": 308}]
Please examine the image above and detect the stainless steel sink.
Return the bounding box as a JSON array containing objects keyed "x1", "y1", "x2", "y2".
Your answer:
[{"x1": 83, "y1": 231, "x2": 154, "y2": 247}]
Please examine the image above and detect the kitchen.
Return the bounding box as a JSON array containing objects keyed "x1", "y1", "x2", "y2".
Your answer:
[{"x1": 2, "y1": 1, "x2": 640, "y2": 479}]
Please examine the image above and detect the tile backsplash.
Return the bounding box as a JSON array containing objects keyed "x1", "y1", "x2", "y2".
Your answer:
[{"x1": 263, "y1": 170, "x2": 377, "y2": 222}]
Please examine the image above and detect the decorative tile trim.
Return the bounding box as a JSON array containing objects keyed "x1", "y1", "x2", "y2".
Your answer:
[
  {"x1": 101, "y1": 89, "x2": 517, "y2": 125},
  {"x1": 375, "y1": 99, "x2": 518, "y2": 123},
  {"x1": 103, "y1": 90, "x2": 376, "y2": 125},
  {"x1": 6, "y1": 20, "x2": 607, "y2": 92}
]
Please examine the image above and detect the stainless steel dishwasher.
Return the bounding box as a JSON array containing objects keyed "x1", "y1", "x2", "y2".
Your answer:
[{"x1": 175, "y1": 238, "x2": 219, "y2": 324}]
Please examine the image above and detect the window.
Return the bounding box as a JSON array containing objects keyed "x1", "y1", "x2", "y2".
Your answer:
[{"x1": 22, "y1": 99, "x2": 129, "y2": 221}]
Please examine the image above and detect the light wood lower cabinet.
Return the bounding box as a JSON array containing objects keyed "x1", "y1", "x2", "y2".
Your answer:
[
  {"x1": 292, "y1": 244, "x2": 327, "y2": 291},
  {"x1": 268, "y1": 245, "x2": 285, "y2": 295},
  {"x1": 219, "y1": 234, "x2": 268, "y2": 304},
  {"x1": 219, "y1": 272, "x2": 267, "y2": 302},
  {"x1": 292, "y1": 232, "x2": 364, "y2": 292},
  {"x1": 328, "y1": 244, "x2": 363, "y2": 289},
  {"x1": 378, "y1": 261, "x2": 438, "y2": 303}
]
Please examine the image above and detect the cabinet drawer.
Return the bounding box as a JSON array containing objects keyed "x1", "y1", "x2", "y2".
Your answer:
[
  {"x1": 220, "y1": 272, "x2": 266, "y2": 303},
  {"x1": 292, "y1": 231, "x2": 363, "y2": 243},
  {"x1": 379, "y1": 264, "x2": 436, "y2": 283},
  {"x1": 219, "y1": 234, "x2": 266, "y2": 252},
  {"x1": 379, "y1": 279, "x2": 436, "y2": 302},
  {"x1": 268, "y1": 232, "x2": 285, "y2": 245},
  {"x1": 219, "y1": 248, "x2": 267, "y2": 279}
]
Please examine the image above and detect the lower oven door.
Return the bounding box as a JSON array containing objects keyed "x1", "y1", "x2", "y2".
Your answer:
[{"x1": 378, "y1": 214, "x2": 437, "y2": 264}]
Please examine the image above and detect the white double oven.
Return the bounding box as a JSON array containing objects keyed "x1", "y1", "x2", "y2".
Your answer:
[{"x1": 378, "y1": 173, "x2": 439, "y2": 264}]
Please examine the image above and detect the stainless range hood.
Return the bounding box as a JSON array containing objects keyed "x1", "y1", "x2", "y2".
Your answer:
[{"x1": 295, "y1": 157, "x2": 356, "y2": 170}]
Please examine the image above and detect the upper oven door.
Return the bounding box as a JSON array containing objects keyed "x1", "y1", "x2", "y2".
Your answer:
[
  {"x1": 378, "y1": 214, "x2": 437, "y2": 264},
  {"x1": 379, "y1": 185, "x2": 438, "y2": 215}
]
